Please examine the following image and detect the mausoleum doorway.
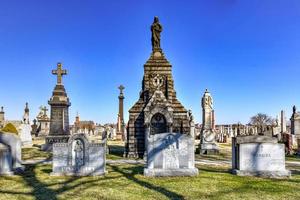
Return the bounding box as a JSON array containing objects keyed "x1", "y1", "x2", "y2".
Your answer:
[{"x1": 150, "y1": 113, "x2": 167, "y2": 134}]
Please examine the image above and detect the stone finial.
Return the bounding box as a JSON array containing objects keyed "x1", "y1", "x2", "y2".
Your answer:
[{"x1": 0, "y1": 106, "x2": 3, "y2": 112}]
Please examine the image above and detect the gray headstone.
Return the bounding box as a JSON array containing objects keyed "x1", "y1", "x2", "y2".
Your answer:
[
  {"x1": 144, "y1": 132, "x2": 198, "y2": 177},
  {"x1": 0, "y1": 143, "x2": 13, "y2": 175},
  {"x1": 0, "y1": 132, "x2": 23, "y2": 171},
  {"x1": 232, "y1": 135, "x2": 291, "y2": 178},
  {"x1": 51, "y1": 133, "x2": 106, "y2": 176}
]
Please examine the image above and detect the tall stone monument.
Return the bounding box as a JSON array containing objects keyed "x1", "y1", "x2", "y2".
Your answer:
[
  {"x1": 291, "y1": 105, "x2": 300, "y2": 154},
  {"x1": 0, "y1": 107, "x2": 4, "y2": 129},
  {"x1": 199, "y1": 89, "x2": 219, "y2": 154},
  {"x1": 124, "y1": 17, "x2": 191, "y2": 158},
  {"x1": 42, "y1": 62, "x2": 71, "y2": 151},
  {"x1": 116, "y1": 85, "x2": 125, "y2": 140}
]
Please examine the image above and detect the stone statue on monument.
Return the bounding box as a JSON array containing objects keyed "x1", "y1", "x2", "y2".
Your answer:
[{"x1": 151, "y1": 16, "x2": 162, "y2": 51}]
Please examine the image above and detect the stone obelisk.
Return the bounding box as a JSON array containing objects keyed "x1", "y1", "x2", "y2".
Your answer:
[
  {"x1": 199, "y1": 89, "x2": 219, "y2": 154},
  {"x1": 42, "y1": 62, "x2": 71, "y2": 151},
  {"x1": 116, "y1": 85, "x2": 125, "y2": 140}
]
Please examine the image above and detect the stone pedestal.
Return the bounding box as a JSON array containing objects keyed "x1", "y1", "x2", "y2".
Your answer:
[{"x1": 232, "y1": 135, "x2": 291, "y2": 178}]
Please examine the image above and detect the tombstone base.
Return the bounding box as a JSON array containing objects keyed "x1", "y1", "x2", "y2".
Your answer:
[
  {"x1": 144, "y1": 168, "x2": 199, "y2": 177},
  {"x1": 232, "y1": 169, "x2": 291, "y2": 179},
  {"x1": 50, "y1": 170, "x2": 106, "y2": 177},
  {"x1": 41, "y1": 135, "x2": 70, "y2": 151},
  {"x1": 0, "y1": 171, "x2": 14, "y2": 176},
  {"x1": 199, "y1": 143, "x2": 219, "y2": 155}
]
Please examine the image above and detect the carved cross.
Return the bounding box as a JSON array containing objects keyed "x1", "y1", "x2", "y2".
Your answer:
[
  {"x1": 42, "y1": 106, "x2": 48, "y2": 116},
  {"x1": 118, "y1": 85, "x2": 125, "y2": 94},
  {"x1": 52, "y1": 62, "x2": 67, "y2": 85}
]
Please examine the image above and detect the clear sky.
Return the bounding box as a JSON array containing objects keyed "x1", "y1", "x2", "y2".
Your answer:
[{"x1": 0, "y1": 0, "x2": 299, "y2": 125}]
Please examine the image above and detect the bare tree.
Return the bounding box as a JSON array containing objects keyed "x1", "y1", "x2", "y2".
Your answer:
[
  {"x1": 250, "y1": 113, "x2": 274, "y2": 126},
  {"x1": 249, "y1": 113, "x2": 274, "y2": 133}
]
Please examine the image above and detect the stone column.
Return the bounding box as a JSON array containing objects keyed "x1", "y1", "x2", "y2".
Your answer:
[{"x1": 116, "y1": 85, "x2": 125, "y2": 140}]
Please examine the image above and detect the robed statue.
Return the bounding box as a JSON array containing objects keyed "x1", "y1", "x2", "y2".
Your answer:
[{"x1": 151, "y1": 16, "x2": 162, "y2": 51}]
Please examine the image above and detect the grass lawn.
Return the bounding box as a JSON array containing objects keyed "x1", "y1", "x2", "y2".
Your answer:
[{"x1": 0, "y1": 141, "x2": 298, "y2": 200}]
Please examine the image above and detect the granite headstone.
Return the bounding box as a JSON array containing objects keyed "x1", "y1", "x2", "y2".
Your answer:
[
  {"x1": 232, "y1": 135, "x2": 291, "y2": 178},
  {"x1": 52, "y1": 133, "x2": 106, "y2": 176},
  {"x1": 144, "y1": 132, "x2": 198, "y2": 177}
]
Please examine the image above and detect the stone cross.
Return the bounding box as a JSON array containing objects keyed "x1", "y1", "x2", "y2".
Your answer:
[
  {"x1": 52, "y1": 62, "x2": 67, "y2": 85},
  {"x1": 42, "y1": 106, "x2": 48, "y2": 116},
  {"x1": 118, "y1": 85, "x2": 125, "y2": 94}
]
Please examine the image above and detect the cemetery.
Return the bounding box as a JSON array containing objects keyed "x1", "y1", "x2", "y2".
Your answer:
[{"x1": 1, "y1": 2, "x2": 300, "y2": 200}]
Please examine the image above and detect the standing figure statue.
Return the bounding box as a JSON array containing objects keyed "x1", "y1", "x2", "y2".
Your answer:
[
  {"x1": 74, "y1": 140, "x2": 84, "y2": 168},
  {"x1": 151, "y1": 16, "x2": 163, "y2": 51}
]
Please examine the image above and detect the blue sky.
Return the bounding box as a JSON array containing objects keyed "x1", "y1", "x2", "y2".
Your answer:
[{"x1": 0, "y1": 0, "x2": 299, "y2": 124}]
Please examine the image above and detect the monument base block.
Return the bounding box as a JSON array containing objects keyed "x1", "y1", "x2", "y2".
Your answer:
[
  {"x1": 41, "y1": 135, "x2": 70, "y2": 151},
  {"x1": 232, "y1": 169, "x2": 291, "y2": 179},
  {"x1": 199, "y1": 143, "x2": 219, "y2": 155},
  {"x1": 144, "y1": 168, "x2": 199, "y2": 177},
  {"x1": 50, "y1": 171, "x2": 106, "y2": 177}
]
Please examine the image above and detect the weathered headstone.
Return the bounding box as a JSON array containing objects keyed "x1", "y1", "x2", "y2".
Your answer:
[
  {"x1": 199, "y1": 89, "x2": 219, "y2": 154},
  {"x1": 144, "y1": 132, "x2": 198, "y2": 177},
  {"x1": 232, "y1": 135, "x2": 291, "y2": 178},
  {"x1": 42, "y1": 63, "x2": 71, "y2": 151},
  {"x1": 52, "y1": 133, "x2": 106, "y2": 176},
  {"x1": 0, "y1": 143, "x2": 13, "y2": 175},
  {"x1": 0, "y1": 132, "x2": 23, "y2": 171}
]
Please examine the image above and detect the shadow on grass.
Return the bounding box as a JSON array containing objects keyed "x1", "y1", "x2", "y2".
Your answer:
[
  {"x1": 0, "y1": 164, "x2": 120, "y2": 200},
  {"x1": 108, "y1": 164, "x2": 184, "y2": 200},
  {"x1": 199, "y1": 166, "x2": 231, "y2": 175},
  {"x1": 108, "y1": 145, "x2": 124, "y2": 158}
]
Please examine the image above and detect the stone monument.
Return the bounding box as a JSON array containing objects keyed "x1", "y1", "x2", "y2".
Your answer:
[
  {"x1": 19, "y1": 103, "x2": 32, "y2": 146},
  {"x1": 144, "y1": 132, "x2": 198, "y2": 177},
  {"x1": 199, "y1": 89, "x2": 219, "y2": 154},
  {"x1": 52, "y1": 133, "x2": 106, "y2": 176},
  {"x1": 116, "y1": 85, "x2": 125, "y2": 140},
  {"x1": 124, "y1": 17, "x2": 192, "y2": 158},
  {"x1": 0, "y1": 106, "x2": 4, "y2": 129},
  {"x1": 291, "y1": 105, "x2": 300, "y2": 154},
  {"x1": 36, "y1": 106, "x2": 50, "y2": 136},
  {"x1": 232, "y1": 133, "x2": 291, "y2": 178},
  {"x1": 42, "y1": 63, "x2": 71, "y2": 151}
]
